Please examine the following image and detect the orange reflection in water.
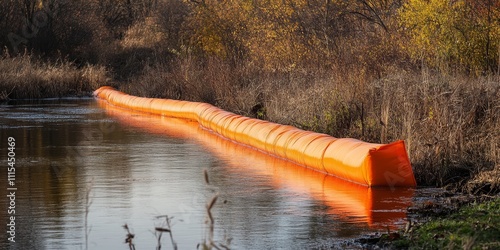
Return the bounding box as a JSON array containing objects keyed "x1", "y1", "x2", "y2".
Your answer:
[{"x1": 97, "y1": 99, "x2": 414, "y2": 230}]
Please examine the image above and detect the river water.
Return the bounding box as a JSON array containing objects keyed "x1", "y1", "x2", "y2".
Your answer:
[{"x1": 0, "y1": 99, "x2": 414, "y2": 249}]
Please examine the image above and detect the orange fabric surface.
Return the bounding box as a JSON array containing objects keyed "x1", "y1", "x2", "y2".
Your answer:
[{"x1": 94, "y1": 87, "x2": 417, "y2": 187}]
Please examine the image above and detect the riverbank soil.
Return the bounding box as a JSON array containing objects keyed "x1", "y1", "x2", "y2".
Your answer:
[{"x1": 356, "y1": 187, "x2": 499, "y2": 250}]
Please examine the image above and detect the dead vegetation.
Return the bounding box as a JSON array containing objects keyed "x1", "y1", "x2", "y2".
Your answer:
[{"x1": 0, "y1": 51, "x2": 109, "y2": 100}]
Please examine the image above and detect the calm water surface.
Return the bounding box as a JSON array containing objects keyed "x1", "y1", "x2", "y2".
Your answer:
[{"x1": 0, "y1": 99, "x2": 414, "y2": 249}]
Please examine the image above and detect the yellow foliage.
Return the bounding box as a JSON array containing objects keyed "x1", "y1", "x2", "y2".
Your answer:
[
  {"x1": 185, "y1": 0, "x2": 310, "y2": 70},
  {"x1": 399, "y1": 0, "x2": 500, "y2": 73},
  {"x1": 245, "y1": 0, "x2": 308, "y2": 70},
  {"x1": 185, "y1": 1, "x2": 248, "y2": 59}
]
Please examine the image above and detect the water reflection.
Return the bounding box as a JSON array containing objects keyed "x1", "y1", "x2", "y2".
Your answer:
[
  {"x1": 98, "y1": 100, "x2": 415, "y2": 244},
  {"x1": 1, "y1": 99, "x2": 101, "y2": 250},
  {"x1": 0, "y1": 99, "x2": 414, "y2": 250}
]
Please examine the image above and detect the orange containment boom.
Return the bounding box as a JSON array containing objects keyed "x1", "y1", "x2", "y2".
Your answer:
[{"x1": 94, "y1": 86, "x2": 416, "y2": 187}]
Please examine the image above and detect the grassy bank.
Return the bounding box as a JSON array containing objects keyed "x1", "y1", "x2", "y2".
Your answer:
[
  {"x1": 392, "y1": 197, "x2": 500, "y2": 249},
  {"x1": 0, "y1": 52, "x2": 109, "y2": 100}
]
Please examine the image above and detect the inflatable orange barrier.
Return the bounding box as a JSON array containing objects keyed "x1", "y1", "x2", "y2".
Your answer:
[
  {"x1": 97, "y1": 100, "x2": 414, "y2": 229},
  {"x1": 94, "y1": 86, "x2": 416, "y2": 187}
]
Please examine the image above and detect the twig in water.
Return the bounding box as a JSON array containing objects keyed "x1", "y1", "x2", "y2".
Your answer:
[
  {"x1": 155, "y1": 215, "x2": 177, "y2": 250},
  {"x1": 85, "y1": 180, "x2": 94, "y2": 250},
  {"x1": 123, "y1": 224, "x2": 136, "y2": 250},
  {"x1": 204, "y1": 169, "x2": 210, "y2": 185}
]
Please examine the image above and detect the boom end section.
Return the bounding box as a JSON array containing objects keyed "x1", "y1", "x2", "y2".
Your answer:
[{"x1": 366, "y1": 140, "x2": 416, "y2": 187}]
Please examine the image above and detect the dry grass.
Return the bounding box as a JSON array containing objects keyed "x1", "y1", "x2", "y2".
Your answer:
[
  {"x1": 374, "y1": 72, "x2": 499, "y2": 188},
  {"x1": 124, "y1": 58, "x2": 499, "y2": 189},
  {"x1": 0, "y1": 51, "x2": 110, "y2": 101},
  {"x1": 466, "y1": 166, "x2": 500, "y2": 194}
]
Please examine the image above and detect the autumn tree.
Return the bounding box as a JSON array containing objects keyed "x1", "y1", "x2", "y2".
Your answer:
[
  {"x1": 399, "y1": 0, "x2": 500, "y2": 74},
  {"x1": 183, "y1": 0, "x2": 249, "y2": 64}
]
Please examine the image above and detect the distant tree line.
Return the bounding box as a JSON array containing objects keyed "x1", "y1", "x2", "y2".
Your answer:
[{"x1": 1, "y1": 0, "x2": 499, "y2": 75}]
